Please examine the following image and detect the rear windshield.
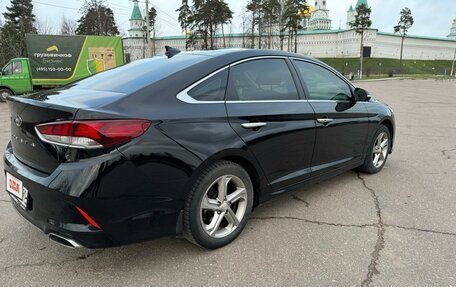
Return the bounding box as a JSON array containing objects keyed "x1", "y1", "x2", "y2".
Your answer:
[{"x1": 67, "y1": 54, "x2": 208, "y2": 94}]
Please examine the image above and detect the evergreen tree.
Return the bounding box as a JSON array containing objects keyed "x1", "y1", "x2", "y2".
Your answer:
[
  {"x1": 246, "y1": 0, "x2": 263, "y2": 48},
  {"x1": 394, "y1": 8, "x2": 414, "y2": 73},
  {"x1": 245, "y1": 0, "x2": 305, "y2": 51},
  {"x1": 1, "y1": 0, "x2": 37, "y2": 60},
  {"x1": 76, "y1": 0, "x2": 119, "y2": 36},
  {"x1": 282, "y1": 0, "x2": 307, "y2": 53},
  {"x1": 350, "y1": 3, "x2": 372, "y2": 79},
  {"x1": 177, "y1": 0, "x2": 192, "y2": 50},
  {"x1": 187, "y1": 0, "x2": 233, "y2": 50},
  {"x1": 147, "y1": 7, "x2": 157, "y2": 55},
  {"x1": 277, "y1": 0, "x2": 287, "y2": 51},
  {"x1": 217, "y1": 1, "x2": 233, "y2": 48},
  {"x1": 263, "y1": 0, "x2": 281, "y2": 49}
]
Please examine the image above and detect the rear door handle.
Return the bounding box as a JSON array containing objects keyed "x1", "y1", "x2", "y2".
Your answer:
[
  {"x1": 317, "y1": 118, "x2": 334, "y2": 124},
  {"x1": 241, "y1": 122, "x2": 268, "y2": 129}
]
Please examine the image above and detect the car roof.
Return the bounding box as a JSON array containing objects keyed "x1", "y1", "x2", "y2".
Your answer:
[{"x1": 177, "y1": 48, "x2": 315, "y2": 62}]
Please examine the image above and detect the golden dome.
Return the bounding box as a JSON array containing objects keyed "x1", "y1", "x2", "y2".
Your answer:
[
  {"x1": 453, "y1": 18, "x2": 456, "y2": 25},
  {"x1": 298, "y1": 5, "x2": 314, "y2": 18}
]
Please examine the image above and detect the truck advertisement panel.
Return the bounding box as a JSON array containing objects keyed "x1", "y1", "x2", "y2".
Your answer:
[{"x1": 25, "y1": 34, "x2": 124, "y2": 86}]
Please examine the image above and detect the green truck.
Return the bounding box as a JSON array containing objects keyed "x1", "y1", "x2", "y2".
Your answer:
[{"x1": 0, "y1": 34, "x2": 124, "y2": 101}]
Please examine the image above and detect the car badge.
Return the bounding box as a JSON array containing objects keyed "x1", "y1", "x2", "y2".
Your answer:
[{"x1": 14, "y1": 115, "x2": 23, "y2": 127}]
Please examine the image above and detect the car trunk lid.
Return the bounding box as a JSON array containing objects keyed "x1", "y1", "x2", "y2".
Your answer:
[{"x1": 7, "y1": 89, "x2": 126, "y2": 174}]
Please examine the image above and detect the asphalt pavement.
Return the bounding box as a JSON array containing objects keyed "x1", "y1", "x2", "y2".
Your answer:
[{"x1": 0, "y1": 79, "x2": 455, "y2": 286}]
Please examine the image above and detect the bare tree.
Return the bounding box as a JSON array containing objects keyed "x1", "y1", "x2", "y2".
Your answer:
[
  {"x1": 227, "y1": 22, "x2": 234, "y2": 48},
  {"x1": 61, "y1": 16, "x2": 77, "y2": 35},
  {"x1": 238, "y1": 7, "x2": 249, "y2": 48},
  {"x1": 35, "y1": 19, "x2": 58, "y2": 34}
]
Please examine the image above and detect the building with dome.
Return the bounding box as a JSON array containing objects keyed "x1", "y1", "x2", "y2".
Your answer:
[
  {"x1": 308, "y1": 0, "x2": 331, "y2": 30},
  {"x1": 448, "y1": 19, "x2": 456, "y2": 40},
  {"x1": 123, "y1": 0, "x2": 456, "y2": 63}
]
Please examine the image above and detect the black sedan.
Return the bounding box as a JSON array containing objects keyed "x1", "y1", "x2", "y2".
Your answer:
[{"x1": 3, "y1": 49, "x2": 395, "y2": 249}]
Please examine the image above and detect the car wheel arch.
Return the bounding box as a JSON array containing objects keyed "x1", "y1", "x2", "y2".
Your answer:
[
  {"x1": 379, "y1": 119, "x2": 394, "y2": 151},
  {"x1": 220, "y1": 155, "x2": 263, "y2": 209},
  {"x1": 185, "y1": 149, "x2": 268, "y2": 210}
]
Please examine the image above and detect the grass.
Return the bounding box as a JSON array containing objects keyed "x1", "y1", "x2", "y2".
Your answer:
[{"x1": 318, "y1": 58, "x2": 455, "y2": 77}]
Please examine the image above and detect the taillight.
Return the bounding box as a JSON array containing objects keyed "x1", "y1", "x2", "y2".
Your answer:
[{"x1": 35, "y1": 120, "x2": 151, "y2": 149}]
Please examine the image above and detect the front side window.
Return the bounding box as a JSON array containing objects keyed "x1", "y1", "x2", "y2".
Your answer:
[
  {"x1": 2, "y1": 63, "x2": 13, "y2": 76},
  {"x1": 188, "y1": 69, "x2": 228, "y2": 101},
  {"x1": 293, "y1": 60, "x2": 352, "y2": 101},
  {"x1": 13, "y1": 62, "x2": 22, "y2": 74},
  {"x1": 228, "y1": 59, "x2": 299, "y2": 101}
]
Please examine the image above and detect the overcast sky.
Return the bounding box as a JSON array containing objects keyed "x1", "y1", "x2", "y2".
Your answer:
[{"x1": 0, "y1": 0, "x2": 455, "y2": 38}]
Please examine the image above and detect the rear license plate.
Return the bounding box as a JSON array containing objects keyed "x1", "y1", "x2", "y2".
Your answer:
[{"x1": 6, "y1": 172, "x2": 28, "y2": 210}]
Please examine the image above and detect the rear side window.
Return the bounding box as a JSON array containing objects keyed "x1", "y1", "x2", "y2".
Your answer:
[
  {"x1": 68, "y1": 54, "x2": 207, "y2": 94},
  {"x1": 227, "y1": 59, "x2": 299, "y2": 101},
  {"x1": 293, "y1": 60, "x2": 352, "y2": 101},
  {"x1": 188, "y1": 69, "x2": 228, "y2": 101}
]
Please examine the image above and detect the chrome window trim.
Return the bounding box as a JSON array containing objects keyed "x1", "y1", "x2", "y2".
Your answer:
[
  {"x1": 176, "y1": 66, "x2": 228, "y2": 104},
  {"x1": 176, "y1": 56, "x2": 292, "y2": 104},
  {"x1": 226, "y1": 100, "x2": 307, "y2": 104},
  {"x1": 228, "y1": 55, "x2": 288, "y2": 67},
  {"x1": 290, "y1": 57, "x2": 356, "y2": 89},
  {"x1": 175, "y1": 56, "x2": 363, "y2": 105},
  {"x1": 34, "y1": 126, "x2": 104, "y2": 150}
]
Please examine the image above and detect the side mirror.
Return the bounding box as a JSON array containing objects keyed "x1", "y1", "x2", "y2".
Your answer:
[{"x1": 354, "y1": 88, "x2": 371, "y2": 102}]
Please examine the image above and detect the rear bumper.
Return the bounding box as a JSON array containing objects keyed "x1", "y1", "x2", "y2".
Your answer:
[
  {"x1": 9, "y1": 195, "x2": 112, "y2": 248},
  {"x1": 3, "y1": 142, "x2": 182, "y2": 248},
  {"x1": 4, "y1": 147, "x2": 113, "y2": 248}
]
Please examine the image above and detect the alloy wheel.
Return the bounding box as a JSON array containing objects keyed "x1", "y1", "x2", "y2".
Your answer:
[
  {"x1": 199, "y1": 175, "x2": 248, "y2": 238},
  {"x1": 372, "y1": 132, "x2": 389, "y2": 168}
]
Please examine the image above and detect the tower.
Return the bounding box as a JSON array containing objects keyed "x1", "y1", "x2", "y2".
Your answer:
[
  {"x1": 308, "y1": 0, "x2": 331, "y2": 30},
  {"x1": 346, "y1": 0, "x2": 369, "y2": 29},
  {"x1": 128, "y1": 0, "x2": 145, "y2": 38},
  {"x1": 314, "y1": 0, "x2": 326, "y2": 10},
  {"x1": 346, "y1": 4, "x2": 355, "y2": 29},
  {"x1": 448, "y1": 18, "x2": 456, "y2": 40},
  {"x1": 355, "y1": 0, "x2": 369, "y2": 9}
]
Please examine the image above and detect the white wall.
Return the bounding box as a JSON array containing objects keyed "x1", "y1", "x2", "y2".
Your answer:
[
  {"x1": 124, "y1": 30, "x2": 456, "y2": 61},
  {"x1": 373, "y1": 34, "x2": 456, "y2": 60},
  {"x1": 123, "y1": 38, "x2": 147, "y2": 62}
]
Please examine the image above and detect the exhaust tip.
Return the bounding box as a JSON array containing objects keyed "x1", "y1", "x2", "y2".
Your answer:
[{"x1": 49, "y1": 233, "x2": 82, "y2": 248}]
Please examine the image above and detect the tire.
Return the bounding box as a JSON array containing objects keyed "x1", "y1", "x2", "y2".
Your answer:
[
  {"x1": 184, "y1": 161, "x2": 254, "y2": 249},
  {"x1": 358, "y1": 125, "x2": 391, "y2": 174},
  {"x1": 0, "y1": 88, "x2": 13, "y2": 102}
]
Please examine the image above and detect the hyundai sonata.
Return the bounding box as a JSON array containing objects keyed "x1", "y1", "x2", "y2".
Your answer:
[{"x1": 3, "y1": 49, "x2": 395, "y2": 249}]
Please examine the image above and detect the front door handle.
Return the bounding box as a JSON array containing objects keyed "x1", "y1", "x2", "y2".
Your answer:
[
  {"x1": 241, "y1": 122, "x2": 268, "y2": 129},
  {"x1": 317, "y1": 118, "x2": 334, "y2": 124}
]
